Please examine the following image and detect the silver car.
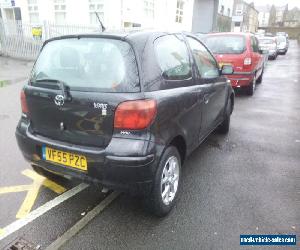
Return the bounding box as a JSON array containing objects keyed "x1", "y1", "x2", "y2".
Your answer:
[
  {"x1": 258, "y1": 37, "x2": 278, "y2": 60},
  {"x1": 276, "y1": 35, "x2": 288, "y2": 55}
]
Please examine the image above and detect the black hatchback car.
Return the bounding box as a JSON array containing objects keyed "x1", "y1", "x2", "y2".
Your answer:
[{"x1": 16, "y1": 31, "x2": 234, "y2": 216}]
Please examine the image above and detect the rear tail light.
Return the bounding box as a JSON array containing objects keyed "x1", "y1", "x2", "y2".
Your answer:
[
  {"x1": 20, "y1": 90, "x2": 29, "y2": 114},
  {"x1": 114, "y1": 99, "x2": 157, "y2": 130},
  {"x1": 244, "y1": 57, "x2": 252, "y2": 65}
]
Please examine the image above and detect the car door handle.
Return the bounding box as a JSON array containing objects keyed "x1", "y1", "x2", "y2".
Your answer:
[{"x1": 203, "y1": 94, "x2": 210, "y2": 104}]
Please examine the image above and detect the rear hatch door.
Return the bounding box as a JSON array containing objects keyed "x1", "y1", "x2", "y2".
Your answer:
[
  {"x1": 204, "y1": 34, "x2": 247, "y2": 72},
  {"x1": 25, "y1": 36, "x2": 140, "y2": 148},
  {"x1": 214, "y1": 52, "x2": 247, "y2": 72}
]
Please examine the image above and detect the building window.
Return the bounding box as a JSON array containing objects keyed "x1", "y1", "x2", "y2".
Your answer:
[
  {"x1": 144, "y1": 0, "x2": 154, "y2": 18},
  {"x1": 124, "y1": 22, "x2": 141, "y2": 28},
  {"x1": 175, "y1": 0, "x2": 184, "y2": 23},
  {"x1": 28, "y1": 0, "x2": 39, "y2": 23},
  {"x1": 54, "y1": 0, "x2": 66, "y2": 25},
  {"x1": 89, "y1": 0, "x2": 104, "y2": 25},
  {"x1": 235, "y1": 4, "x2": 243, "y2": 15},
  {"x1": 220, "y1": 5, "x2": 224, "y2": 15}
]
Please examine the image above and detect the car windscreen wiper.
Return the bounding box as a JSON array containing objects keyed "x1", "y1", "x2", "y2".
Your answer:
[{"x1": 32, "y1": 78, "x2": 72, "y2": 101}]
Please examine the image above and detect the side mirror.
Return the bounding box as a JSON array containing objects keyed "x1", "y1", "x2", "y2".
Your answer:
[{"x1": 221, "y1": 65, "x2": 234, "y2": 75}]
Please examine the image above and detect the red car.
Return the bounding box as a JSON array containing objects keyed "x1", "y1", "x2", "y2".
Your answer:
[{"x1": 203, "y1": 32, "x2": 264, "y2": 95}]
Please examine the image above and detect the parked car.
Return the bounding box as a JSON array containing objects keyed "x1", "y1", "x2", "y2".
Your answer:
[
  {"x1": 276, "y1": 35, "x2": 288, "y2": 54},
  {"x1": 265, "y1": 32, "x2": 274, "y2": 37},
  {"x1": 258, "y1": 36, "x2": 278, "y2": 60},
  {"x1": 255, "y1": 32, "x2": 264, "y2": 38},
  {"x1": 203, "y1": 32, "x2": 264, "y2": 95},
  {"x1": 256, "y1": 29, "x2": 265, "y2": 36},
  {"x1": 276, "y1": 32, "x2": 289, "y2": 39},
  {"x1": 16, "y1": 31, "x2": 234, "y2": 216},
  {"x1": 258, "y1": 47, "x2": 269, "y2": 68}
]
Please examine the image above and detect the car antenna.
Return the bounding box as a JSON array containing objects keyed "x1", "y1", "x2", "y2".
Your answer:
[{"x1": 95, "y1": 12, "x2": 106, "y2": 32}]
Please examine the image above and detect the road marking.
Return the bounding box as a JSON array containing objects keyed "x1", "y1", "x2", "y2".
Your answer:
[
  {"x1": 0, "y1": 169, "x2": 66, "y2": 219},
  {"x1": 23, "y1": 169, "x2": 66, "y2": 194},
  {"x1": 0, "y1": 183, "x2": 89, "y2": 241},
  {"x1": 0, "y1": 185, "x2": 30, "y2": 194},
  {"x1": 46, "y1": 191, "x2": 120, "y2": 250}
]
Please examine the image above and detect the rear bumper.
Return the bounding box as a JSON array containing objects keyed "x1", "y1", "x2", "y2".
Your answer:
[
  {"x1": 268, "y1": 50, "x2": 277, "y2": 58},
  {"x1": 16, "y1": 121, "x2": 161, "y2": 195},
  {"x1": 226, "y1": 73, "x2": 255, "y2": 88},
  {"x1": 278, "y1": 48, "x2": 287, "y2": 54}
]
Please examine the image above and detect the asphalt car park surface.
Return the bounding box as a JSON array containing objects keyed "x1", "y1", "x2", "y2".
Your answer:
[{"x1": 0, "y1": 41, "x2": 299, "y2": 249}]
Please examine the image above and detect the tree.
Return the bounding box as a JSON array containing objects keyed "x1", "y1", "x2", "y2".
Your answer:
[{"x1": 269, "y1": 5, "x2": 276, "y2": 26}]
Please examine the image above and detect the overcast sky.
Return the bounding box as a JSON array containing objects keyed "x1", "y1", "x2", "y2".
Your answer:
[{"x1": 244, "y1": 0, "x2": 300, "y2": 9}]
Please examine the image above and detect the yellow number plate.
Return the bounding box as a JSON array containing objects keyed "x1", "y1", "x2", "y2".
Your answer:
[
  {"x1": 219, "y1": 62, "x2": 231, "y2": 68},
  {"x1": 43, "y1": 146, "x2": 87, "y2": 171}
]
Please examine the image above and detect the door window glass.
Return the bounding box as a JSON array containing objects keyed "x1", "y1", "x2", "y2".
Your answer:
[
  {"x1": 251, "y1": 36, "x2": 259, "y2": 52},
  {"x1": 187, "y1": 37, "x2": 219, "y2": 79},
  {"x1": 155, "y1": 35, "x2": 192, "y2": 80}
]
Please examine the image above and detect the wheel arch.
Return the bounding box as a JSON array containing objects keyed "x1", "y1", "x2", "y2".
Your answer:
[{"x1": 168, "y1": 135, "x2": 187, "y2": 165}]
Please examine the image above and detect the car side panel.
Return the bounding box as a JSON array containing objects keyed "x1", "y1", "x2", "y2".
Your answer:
[
  {"x1": 184, "y1": 34, "x2": 229, "y2": 139},
  {"x1": 250, "y1": 35, "x2": 264, "y2": 77},
  {"x1": 145, "y1": 85, "x2": 204, "y2": 154}
]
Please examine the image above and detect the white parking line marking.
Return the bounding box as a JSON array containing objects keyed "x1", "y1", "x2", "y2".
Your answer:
[
  {"x1": 46, "y1": 191, "x2": 120, "y2": 250},
  {"x1": 0, "y1": 183, "x2": 89, "y2": 241}
]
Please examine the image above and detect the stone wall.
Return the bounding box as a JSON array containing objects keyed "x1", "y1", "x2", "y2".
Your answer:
[{"x1": 259, "y1": 26, "x2": 300, "y2": 39}]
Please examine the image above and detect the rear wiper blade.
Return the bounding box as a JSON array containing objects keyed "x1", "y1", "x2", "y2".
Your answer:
[{"x1": 33, "y1": 78, "x2": 71, "y2": 101}]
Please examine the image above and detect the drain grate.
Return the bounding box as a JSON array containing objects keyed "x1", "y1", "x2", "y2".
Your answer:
[
  {"x1": 207, "y1": 139, "x2": 222, "y2": 150},
  {"x1": 5, "y1": 237, "x2": 38, "y2": 250}
]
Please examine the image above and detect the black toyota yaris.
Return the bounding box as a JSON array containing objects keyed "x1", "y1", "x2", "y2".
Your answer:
[{"x1": 16, "y1": 31, "x2": 234, "y2": 216}]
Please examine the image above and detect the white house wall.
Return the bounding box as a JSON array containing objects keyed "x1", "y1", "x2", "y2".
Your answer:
[{"x1": 7, "y1": 0, "x2": 216, "y2": 32}]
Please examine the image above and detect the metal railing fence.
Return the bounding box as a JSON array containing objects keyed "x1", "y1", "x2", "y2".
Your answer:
[{"x1": 0, "y1": 19, "x2": 134, "y2": 60}]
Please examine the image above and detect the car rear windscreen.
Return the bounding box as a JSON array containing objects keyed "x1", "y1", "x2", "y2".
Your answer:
[
  {"x1": 258, "y1": 38, "x2": 275, "y2": 44},
  {"x1": 30, "y1": 38, "x2": 140, "y2": 92},
  {"x1": 277, "y1": 36, "x2": 286, "y2": 43},
  {"x1": 203, "y1": 35, "x2": 246, "y2": 54}
]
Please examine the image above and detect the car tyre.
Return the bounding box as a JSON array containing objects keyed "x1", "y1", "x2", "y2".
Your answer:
[
  {"x1": 246, "y1": 75, "x2": 256, "y2": 96},
  {"x1": 256, "y1": 69, "x2": 264, "y2": 84},
  {"x1": 144, "y1": 146, "x2": 181, "y2": 217},
  {"x1": 217, "y1": 98, "x2": 232, "y2": 134}
]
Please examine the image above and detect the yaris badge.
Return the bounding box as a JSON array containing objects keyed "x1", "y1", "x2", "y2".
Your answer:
[{"x1": 54, "y1": 95, "x2": 64, "y2": 106}]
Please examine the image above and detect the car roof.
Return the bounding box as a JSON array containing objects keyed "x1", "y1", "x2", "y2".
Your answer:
[
  {"x1": 42, "y1": 30, "x2": 202, "y2": 63},
  {"x1": 258, "y1": 36, "x2": 275, "y2": 40},
  {"x1": 43, "y1": 30, "x2": 182, "y2": 46},
  {"x1": 206, "y1": 32, "x2": 251, "y2": 37}
]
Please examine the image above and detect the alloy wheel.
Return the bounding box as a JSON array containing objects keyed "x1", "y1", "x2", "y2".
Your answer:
[{"x1": 160, "y1": 156, "x2": 180, "y2": 205}]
